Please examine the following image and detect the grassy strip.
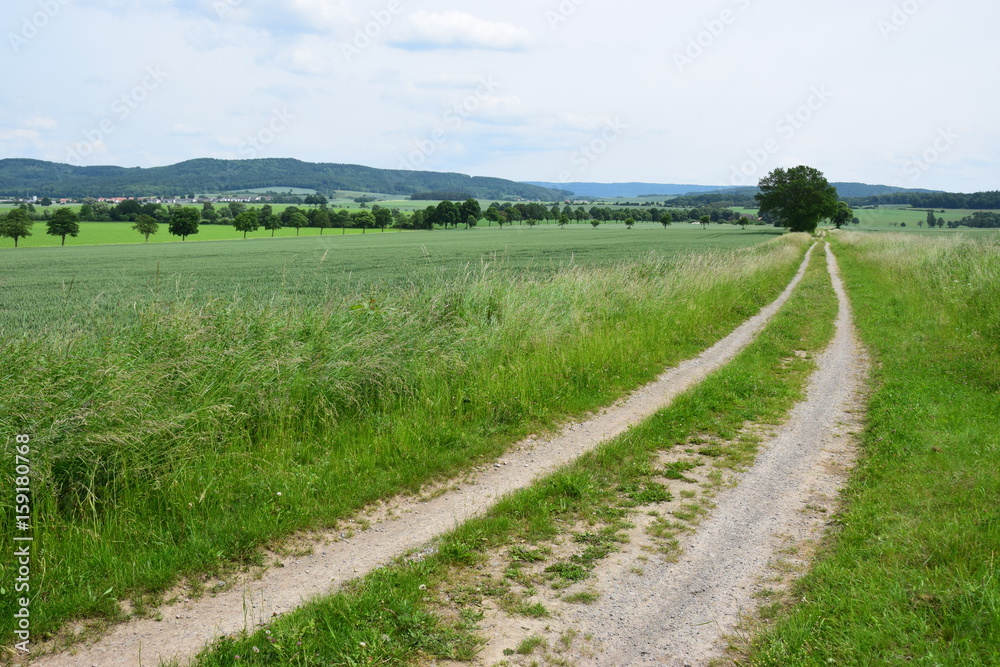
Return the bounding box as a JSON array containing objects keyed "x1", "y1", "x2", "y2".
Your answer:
[
  {"x1": 750, "y1": 232, "x2": 1000, "y2": 665},
  {"x1": 188, "y1": 240, "x2": 838, "y2": 665},
  {"x1": 0, "y1": 236, "x2": 808, "y2": 644}
]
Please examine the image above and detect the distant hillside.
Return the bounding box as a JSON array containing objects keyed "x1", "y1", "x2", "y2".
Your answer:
[
  {"x1": 829, "y1": 182, "x2": 942, "y2": 198},
  {"x1": 524, "y1": 182, "x2": 724, "y2": 198},
  {"x1": 526, "y1": 180, "x2": 941, "y2": 200},
  {"x1": 0, "y1": 158, "x2": 571, "y2": 200}
]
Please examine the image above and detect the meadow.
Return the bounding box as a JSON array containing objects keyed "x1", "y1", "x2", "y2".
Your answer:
[
  {"x1": 751, "y1": 232, "x2": 1000, "y2": 665},
  {"x1": 0, "y1": 226, "x2": 804, "y2": 645},
  {"x1": 0, "y1": 209, "x2": 628, "y2": 249}
]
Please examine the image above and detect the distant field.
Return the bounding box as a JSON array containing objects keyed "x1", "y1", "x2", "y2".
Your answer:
[
  {"x1": 0, "y1": 220, "x2": 401, "y2": 248},
  {"x1": 730, "y1": 206, "x2": 1000, "y2": 231},
  {"x1": 0, "y1": 217, "x2": 702, "y2": 249},
  {"x1": 0, "y1": 225, "x2": 783, "y2": 334}
]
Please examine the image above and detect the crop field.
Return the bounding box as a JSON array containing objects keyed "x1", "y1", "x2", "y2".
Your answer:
[
  {"x1": 0, "y1": 225, "x2": 781, "y2": 334},
  {"x1": 0, "y1": 226, "x2": 802, "y2": 645}
]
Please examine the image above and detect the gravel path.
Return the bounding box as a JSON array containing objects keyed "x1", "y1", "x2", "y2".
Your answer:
[
  {"x1": 28, "y1": 246, "x2": 817, "y2": 667},
  {"x1": 559, "y1": 241, "x2": 868, "y2": 666}
]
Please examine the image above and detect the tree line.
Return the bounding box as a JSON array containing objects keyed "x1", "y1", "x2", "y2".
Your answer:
[{"x1": 845, "y1": 190, "x2": 1000, "y2": 210}]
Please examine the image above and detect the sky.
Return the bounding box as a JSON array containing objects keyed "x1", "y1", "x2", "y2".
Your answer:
[{"x1": 1, "y1": 0, "x2": 998, "y2": 192}]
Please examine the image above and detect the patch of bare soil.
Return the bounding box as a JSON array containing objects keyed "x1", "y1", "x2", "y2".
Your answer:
[
  {"x1": 461, "y1": 242, "x2": 867, "y2": 667},
  {"x1": 26, "y1": 247, "x2": 818, "y2": 667}
]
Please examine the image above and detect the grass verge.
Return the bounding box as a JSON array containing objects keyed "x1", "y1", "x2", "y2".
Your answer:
[
  {"x1": 186, "y1": 239, "x2": 838, "y2": 665},
  {"x1": 749, "y1": 232, "x2": 1000, "y2": 665},
  {"x1": 0, "y1": 235, "x2": 808, "y2": 646}
]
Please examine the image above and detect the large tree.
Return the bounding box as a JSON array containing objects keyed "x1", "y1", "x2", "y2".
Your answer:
[
  {"x1": 263, "y1": 214, "x2": 282, "y2": 237},
  {"x1": 351, "y1": 210, "x2": 375, "y2": 234},
  {"x1": 373, "y1": 207, "x2": 392, "y2": 232},
  {"x1": 755, "y1": 166, "x2": 839, "y2": 234},
  {"x1": 132, "y1": 214, "x2": 159, "y2": 242},
  {"x1": 47, "y1": 207, "x2": 80, "y2": 245},
  {"x1": 233, "y1": 209, "x2": 260, "y2": 238},
  {"x1": 311, "y1": 209, "x2": 331, "y2": 235},
  {"x1": 0, "y1": 209, "x2": 34, "y2": 247},
  {"x1": 288, "y1": 212, "x2": 309, "y2": 236},
  {"x1": 460, "y1": 198, "x2": 482, "y2": 225},
  {"x1": 435, "y1": 200, "x2": 460, "y2": 229},
  {"x1": 831, "y1": 201, "x2": 854, "y2": 230},
  {"x1": 168, "y1": 207, "x2": 200, "y2": 240}
]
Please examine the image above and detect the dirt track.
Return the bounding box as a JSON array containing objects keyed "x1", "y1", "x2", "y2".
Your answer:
[
  {"x1": 438, "y1": 241, "x2": 867, "y2": 667},
  {"x1": 560, "y1": 241, "x2": 867, "y2": 665},
  {"x1": 29, "y1": 244, "x2": 825, "y2": 667}
]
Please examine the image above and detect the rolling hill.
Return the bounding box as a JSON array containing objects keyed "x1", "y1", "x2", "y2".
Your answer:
[
  {"x1": 527, "y1": 180, "x2": 943, "y2": 199},
  {"x1": 0, "y1": 158, "x2": 572, "y2": 201}
]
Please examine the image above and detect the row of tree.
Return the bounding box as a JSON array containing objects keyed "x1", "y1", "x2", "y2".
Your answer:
[{"x1": 0, "y1": 207, "x2": 80, "y2": 246}]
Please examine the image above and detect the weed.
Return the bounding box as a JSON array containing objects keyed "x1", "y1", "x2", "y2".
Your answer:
[{"x1": 515, "y1": 634, "x2": 546, "y2": 655}]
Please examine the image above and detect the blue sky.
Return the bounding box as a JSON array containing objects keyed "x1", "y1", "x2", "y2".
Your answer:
[{"x1": 1, "y1": 0, "x2": 997, "y2": 192}]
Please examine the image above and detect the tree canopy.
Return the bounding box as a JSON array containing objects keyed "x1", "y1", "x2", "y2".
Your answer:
[
  {"x1": 831, "y1": 201, "x2": 854, "y2": 229},
  {"x1": 756, "y1": 166, "x2": 839, "y2": 234},
  {"x1": 46, "y1": 207, "x2": 80, "y2": 245},
  {"x1": 0, "y1": 209, "x2": 34, "y2": 247},
  {"x1": 132, "y1": 214, "x2": 159, "y2": 242},
  {"x1": 168, "y1": 207, "x2": 200, "y2": 240}
]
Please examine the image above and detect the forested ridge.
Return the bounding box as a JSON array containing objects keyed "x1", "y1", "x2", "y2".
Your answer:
[{"x1": 0, "y1": 158, "x2": 571, "y2": 200}]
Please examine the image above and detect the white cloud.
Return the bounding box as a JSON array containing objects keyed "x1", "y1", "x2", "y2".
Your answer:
[
  {"x1": 285, "y1": 0, "x2": 353, "y2": 32},
  {"x1": 390, "y1": 11, "x2": 533, "y2": 51},
  {"x1": 171, "y1": 123, "x2": 206, "y2": 135},
  {"x1": 0, "y1": 129, "x2": 40, "y2": 141},
  {"x1": 24, "y1": 117, "x2": 57, "y2": 130},
  {"x1": 271, "y1": 34, "x2": 339, "y2": 75}
]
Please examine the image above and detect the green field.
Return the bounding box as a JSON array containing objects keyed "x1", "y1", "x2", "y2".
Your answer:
[
  {"x1": 730, "y1": 206, "x2": 1000, "y2": 231},
  {"x1": 0, "y1": 225, "x2": 781, "y2": 334},
  {"x1": 0, "y1": 219, "x2": 404, "y2": 249}
]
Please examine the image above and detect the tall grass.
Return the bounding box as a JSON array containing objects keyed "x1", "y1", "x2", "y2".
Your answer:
[
  {"x1": 751, "y1": 232, "x2": 1000, "y2": 665},
  {"x1": 0, "y1": 235, "x2": 809, "y2": 643}
]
